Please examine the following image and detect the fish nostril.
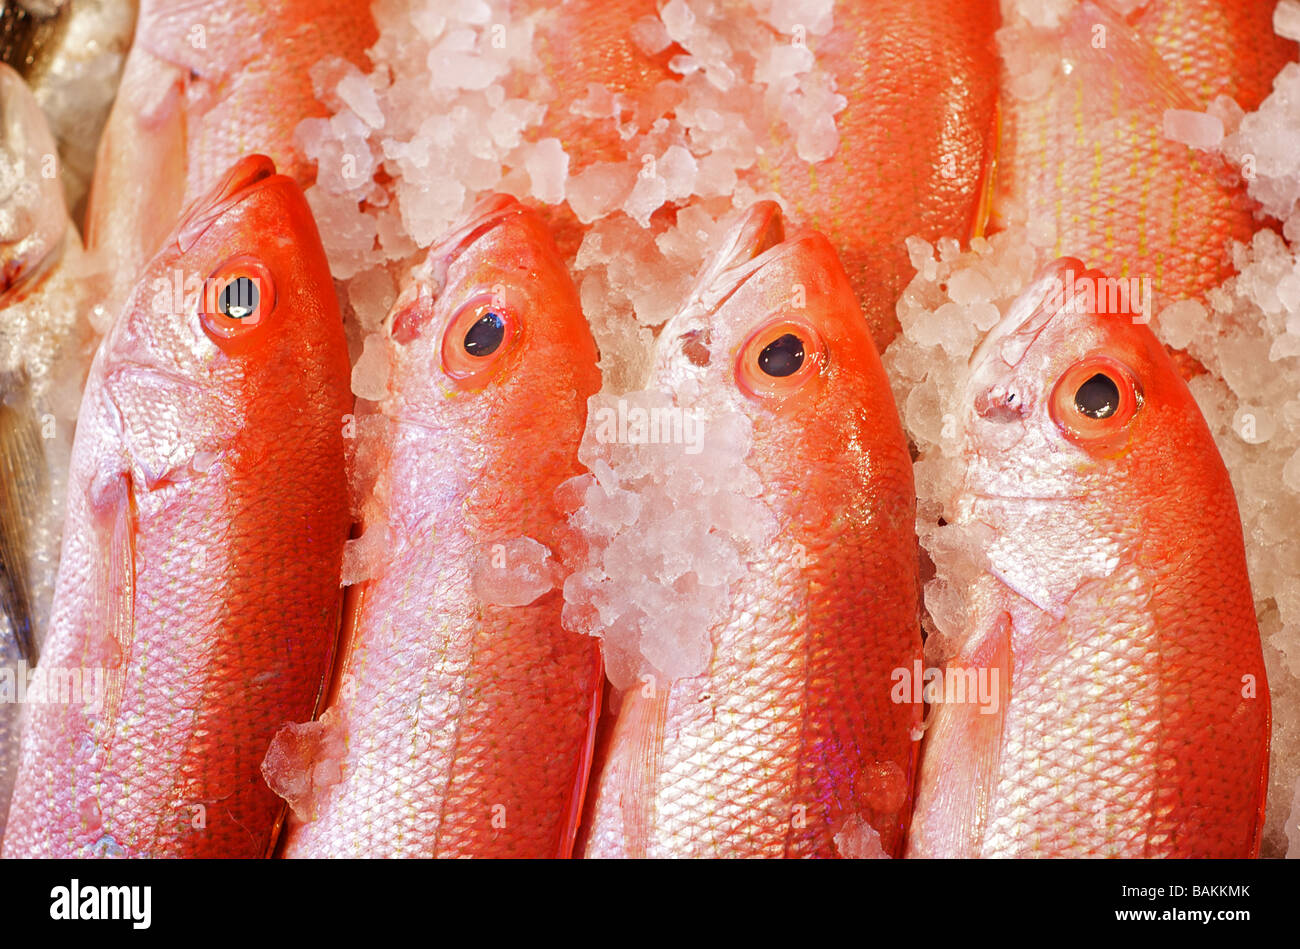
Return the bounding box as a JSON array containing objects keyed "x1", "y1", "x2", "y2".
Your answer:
[
  {"x1": 975, "y1": 385, "x2": 1028, "y2": 423},
  {"x1": 680, "y1": 329, "x2": 711, "y2": 367}
]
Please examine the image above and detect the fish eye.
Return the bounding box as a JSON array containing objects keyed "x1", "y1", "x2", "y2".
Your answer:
[
  {"x1": 1050, "y1": 355, "x2": 1142, "y2": 451},
  {"x1": 441, "y1": 293, "x2": 519, "y2": 386},
  {"x1": 218, "y1": 277, "x2": 259, "y2": 320},
  {"x1": 1073, "y1": 373, "x2": 1119, "y2": 419},
  {"x1": 736, "y1": 319, "x2": 825, "y2": 402},
  {"x1": 758, "y1": 333, "x2": 805, "y2": 377},
  {"x1": 201, "y1": 256, "x2": 276, "y2": 353},
  {"x1": 464, "y1": 311, "x2": 506, "y2": 357}
]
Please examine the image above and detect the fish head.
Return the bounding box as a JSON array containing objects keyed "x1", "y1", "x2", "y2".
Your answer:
[
  {"x1": 0, "y1": 62, "x2": 68, "y2": 305},
  {"x1": 649, "y1": 201, "x2": 908, "y2": 516},
  {"x1": 96, "y1": 154, "x2": 347, "y2": 489},
  {"x1": 963, "y1": 257, "x2": 1200, "y2": 497},
  {"x1": 378, "y1": 193, "x2": 599, "y2": 480},
  {"x1": 959, "y1": 257, "x2": 1225, "y2": 614}
]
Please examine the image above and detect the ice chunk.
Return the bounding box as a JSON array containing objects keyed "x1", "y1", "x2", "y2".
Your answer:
[
  {"x1": 1276, "y1": 0, "x2": 1300, "y2": 42},
  {"x1": 260, "y1": 708, "x2": 348, "y2": 822},
  {"x1": 349, "y1": 267, "x2": 397, "y2": 334},
  {"x1": 658, "y1": 145, "x2": 698, "y2": 202},
  {"x1": 1155, "y1": 299, "x2": 1206, "y2": 351},
  {"x1": 660, "y1": 0, "x2": 697, "y2": 44},
  {"x1": 337, "y1": 72, "x2": 385, "y2": 129},
  {"x1": 630, "y1": 15, "x2": 673, "y2": 55},
  {"x1": 567, "y1": 163, "x2": 637, "y2": 224},
  {"x1": 471, "y1": 536, "x2": 559, "y2": 607},
  {"x1": 1162, "y1": 108, "x2": 1224, "y2": 150},
  {"x1": 561, "y1": 391, "x2": 778, "y2": 690},
  {"x1": 345, "y1": 413, "x2": 391, "y2": 518},
  {"x1": 756, "y1": 43, "x2": 814, "y2": 83},
  {"x1": 624, "y1": 170, "x2": 669, "y2": 228},
  {"x1": 947, "y1": 267, "x2": 996, "y2": 306},
  {"x1": 524, "y1": 137, "x2": 569, "y2": 205},
  {"x1": 305, "y1": 186, "x2": 379, "y2": 279},
  {"x1": 351, "y1": 334, "x2": 391, "y2": 401},
  {"x1": 796, "y1": 110, "x2": 839, "y2": 163},
  {"x1": 342, "y1": 520, "x2": 391, "y2": 585},
  {"x1": 834, "y1": 815, "x2": 889, "y2": 859}
]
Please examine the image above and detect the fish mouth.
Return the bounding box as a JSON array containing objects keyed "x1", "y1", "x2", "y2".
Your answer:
[
  {"x1": 700, "y1": 200, "x2": 786, "y2": 285},
  {"x1": 0, "y1": 231, "x2": 64, "y2": 305},
  {"x1": 659, "y1": 202, "x2": 811, "y2": 341},
  {"x1": 175, "y1": 155, "x2": 285, "y2": 253},
  {"x1": 428, "y1": 193, "x2": 528, "y2": 267},
  {"x1": 968, "y1": 257, "x2": 1088, "y2": 376},
  {"x1": 683, "y1": 200, "x2": 789, "y2": 309}
]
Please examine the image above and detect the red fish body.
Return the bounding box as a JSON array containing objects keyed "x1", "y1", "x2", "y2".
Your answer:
[
  {"x1": 907, "y1": 259, "x2": 1270, "y2": 857},
  {"x1": 273, "y1": 196, "x2": 603, "y2": 858},
  {"x1": 528, "y1": 0, "x2": 1000, "y2": 349},
  {"x1": 0, "y1": 60, "x2": 96, "y2": 843},
  {"x1": 580, "y1": 203, "x2": 922, "y2": 858},
  {"x1": 2, "y1": 155, "x2": 352, "y2": 858},
  {"x1": 994, "y1": 0, "x2": 1295, "y2": 315}
]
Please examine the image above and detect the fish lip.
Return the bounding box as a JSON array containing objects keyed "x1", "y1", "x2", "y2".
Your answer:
[
  {"x1": 174, "y1": 155, "x2": 284, "y2": 254},
  {"x1": 657, "y1": 207, "x2": 814, "y2": 344},
  {"x1": 967, "y1": 257, "x2": 1087, "y2": 376},
  {"x1": 428, "y1": 193, "x2": 528, "y2": 267},
  {"x1": 682, "y1": 201, "x2": 790, "y2": 308},
  {"x1": 700, "y1": 200, "x2": 786, "y2": 282},
  {"x1": 0, "y1": 230, "x2": 65, "y2": 305}
]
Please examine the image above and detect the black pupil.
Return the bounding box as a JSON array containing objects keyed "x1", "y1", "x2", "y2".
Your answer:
[
  {"x1": 758, "y1": 333, "x2": 805, "y2": 377},
  {"x1": 1075, "y1": 372, "x2": 1120, "y2": 419},
  {"x1": 464, "y1": 311, "x2": 505, "y2": 357},
  {"x1": 219, "y1": 277, "x2": 258, "y2": 319}
]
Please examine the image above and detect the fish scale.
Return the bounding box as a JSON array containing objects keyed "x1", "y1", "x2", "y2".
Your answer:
[
  {"x1": 0, "y1": 60, "x2": 94, "y2": 844},
  {"x1": 994, "y1": 0, "x2": 1294, "y2": 314},
  {"x1": 1125, "y1": 0, "x2": 1295, "y2": 111},
  {"x1": 977, "y1": 567, "x2": 1165, "y2": 856}
]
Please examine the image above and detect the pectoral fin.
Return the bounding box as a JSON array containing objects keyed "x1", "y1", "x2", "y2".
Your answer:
[
  {"x1": 910, "y1": 612, "x2": 1012, "y2": 857},
  {"x1": 604, "y1": 683, "x2": 669, "y2": 859},
  {"x1": 0, "y1": 384, "x2": 47, "y2": 663},
  {"x1": 87, "y1": 470, "x2": 136, "y2": 720}
]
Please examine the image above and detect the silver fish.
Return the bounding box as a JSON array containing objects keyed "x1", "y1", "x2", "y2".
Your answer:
[{"x1": 0, "y1": 60, "x2": 91, "y2": 842}]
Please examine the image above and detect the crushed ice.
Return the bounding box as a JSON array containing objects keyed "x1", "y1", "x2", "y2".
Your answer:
[{"x1": 559, "y1": 391, "x2": 778, "y2": 691}]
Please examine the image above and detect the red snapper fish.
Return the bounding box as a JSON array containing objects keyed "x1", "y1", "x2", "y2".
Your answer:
[
  {"x1": 2, "y1": 155, "x2": 352, "y2": 858},
  {"x1": 579, "y1": 202, "x2": 922, "y2": 858},
  {"x1": 907, "y1": 258, "x2": 1271, "y2": 858},
  {"x1": 86, "y1": 0, "x2": 377, "y2": 311},
  {"x1": 270, "y1": 195, "x2": 603, "y2": 859}
]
